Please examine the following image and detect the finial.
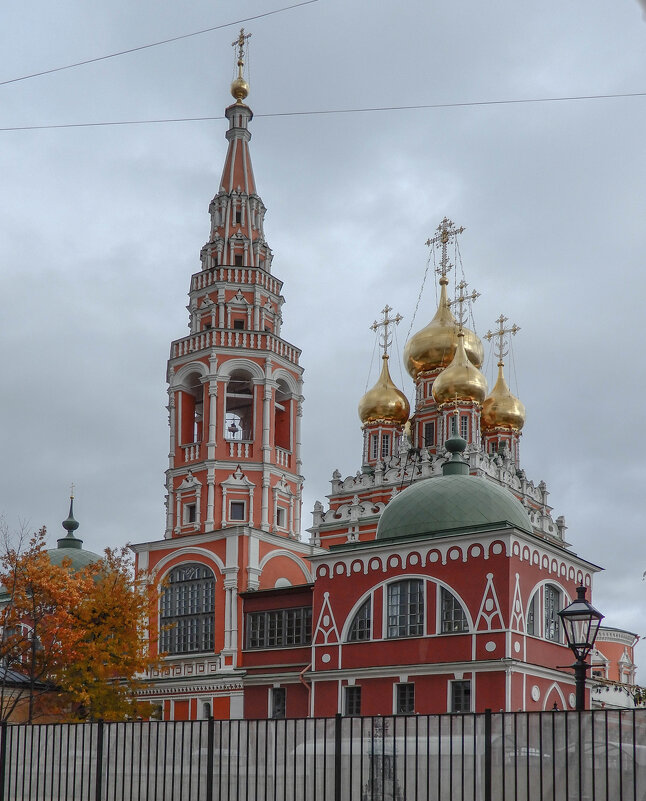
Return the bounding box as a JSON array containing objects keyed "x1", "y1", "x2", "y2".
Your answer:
[
  {"x1": 448, "y1": 279, "x2": 480, "y2": 331},
  {"x1": 426, "y1": 218, "x2": 465, "y2": 284},
  {"x1": 443, "y1": 399, "x2": 469, "y2": 476},
  {"x1": 231, "y1": 28, "x2": 252, "y2": 103},
  {"x1": 58, "y1": 490, "x2": 83, "y2": 549},
  {"x1": 370, "y1": 305, "x2": 403, "y2": 359},
  {"x1": 70, "y1": 482, "x2": 75, "y2": 500},
  {"x1": 484, "y1": 314, "x2": 520, "y2": 366}
]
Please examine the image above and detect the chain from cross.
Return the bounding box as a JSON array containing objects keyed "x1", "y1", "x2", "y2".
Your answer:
[
  {"x1": 232, "y1": 28, "x2": 252, "y2": 68},
  {"x1": 484, "y1": 313, "x2": 520, "y2": 364},
  {"x1": 425, "y1": 217, "x2": 465, "y2": 281},
  {"x1": 448, "y1": 279, "x2": 480, "y2": 329},
  {"x1": 370, "y1": 304, "x2": 403, "y2": 358}
]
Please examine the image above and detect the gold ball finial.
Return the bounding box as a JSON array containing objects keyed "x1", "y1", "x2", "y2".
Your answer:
[
  {"x1": 231, "y1": 28, "x2": 251, "y2": 103},
  {"x1": 231, "y1": 75, "x2": 249, "y2": 102}
]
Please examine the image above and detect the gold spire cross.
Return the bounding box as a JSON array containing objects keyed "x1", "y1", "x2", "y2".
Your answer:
[
  {"x1": 232, "y1": 28, "x2": 252, "y2": 71},
  {"x1": 426, "y1": 217, "x2": 465, "y2": 280},
  {"x1": 484, "y1": 313, "x2": 520, "y2": 364},
  {"x1": 448, "y1": 279, "x2": 480, "y2": 329},
  {"x1": 370, "y1": 304, "x2": 403, "y2": 358}
]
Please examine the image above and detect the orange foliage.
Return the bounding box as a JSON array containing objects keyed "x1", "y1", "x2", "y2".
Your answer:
[{"x1": 0, "y1": 528, "x2": 161, "y2": 721}]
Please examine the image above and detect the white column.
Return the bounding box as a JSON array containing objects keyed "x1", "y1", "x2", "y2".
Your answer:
[
  {"x1": 261, "y1": 472, "x2": 270, "y2": 532},
  {"x1": 206, "y1": 468, "x2": 215, "y2": 529},
  {"x1": 168, "y1": 392, "x2": 176, "y2": 469},
  {"x1": 295, "y1": 398, "x2": 303, "y2": 475}
]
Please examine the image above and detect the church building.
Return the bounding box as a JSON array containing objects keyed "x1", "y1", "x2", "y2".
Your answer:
[{"x1": 132, "y1": 33, "x2": 623, "y2": 720}]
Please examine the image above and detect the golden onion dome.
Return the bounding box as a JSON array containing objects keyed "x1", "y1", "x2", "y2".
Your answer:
[
  {"x1": 404, "y1": 278, "x2": 484, "y2": 380},
  {"x1": 358, "y1": 355, "x2": 410, "y2": 426},
  {"x1": 231, "y1": 76, "x2": 250, "y2": 103},
  {"x1": 481, "y1": 362, "x2": 526, "y2": 432},
  {"x1": 432, "y1": 330, "x2": 488, "y2": 406}
]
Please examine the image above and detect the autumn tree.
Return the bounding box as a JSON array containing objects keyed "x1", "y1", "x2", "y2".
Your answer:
[{"x1": 0, "y1": 524, "x2": 160, "y2": 722}]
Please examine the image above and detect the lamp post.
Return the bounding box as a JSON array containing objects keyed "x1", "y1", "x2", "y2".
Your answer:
[{"x1": 558, "y1": 586, "x2": 604, "y2": 711}]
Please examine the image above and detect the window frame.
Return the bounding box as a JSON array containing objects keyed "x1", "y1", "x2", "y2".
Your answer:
[
  {"x1": 347, "y1": 598, "x2": 372, "y2": 642},
  {"x1": 159, "y1": 563, "x2": 215, "y2": 656},
  {"x1": 246, "y1": 607, "x2": 313, "y2": 650},
  {"x1": 229, "y1": 500, "x2": 246, "y2": 522},
  {"x1": 544, "y1": 584, "x2": 561, "y2": 643},
  {"x1": 344, "y1": 686, "x2": 361, "y2": 717},
  {"x1": 450, "y1": 680, "x2": 472, "y2": 713},
  {"x1": 440, "y1": 587, "x2": 469, "y2": 634},
  {"x1": 387, "y1": 579, "x2": 424, "y2": 638},
  {"x1": 395, "y1": 682, "x2": 415, "y2": 715},
  {"x1": 270, "y1": 687, "x2": 286, "y2": 719},
  {"x1": 423, "y1": 421, "x2": 435, "y2": 448}
]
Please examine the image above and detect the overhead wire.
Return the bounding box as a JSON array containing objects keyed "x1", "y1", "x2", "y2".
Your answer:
[
  {"x1": 0, "y1": 1, "x2": 318, "y2": 88},
  {"x1": 1, "y1": 89, "x2": 645, "y2": 133}
]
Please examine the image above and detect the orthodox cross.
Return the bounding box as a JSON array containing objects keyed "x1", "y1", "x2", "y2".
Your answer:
[
  {"x1": 370, "y1": 305, "x2": 403, "y2": 358},
  {"x1": 448, "y1": 279, "x2": 480, "y2": 329},
  {"x1": 426, "y1": 217, "x2": 465, "y2": 281},
  {"x1": 232, "y1": 28, "x2": 252, "y2": 72},
  {"x1": 484, "y1": 314, "x2": 520, "y2": 364}
]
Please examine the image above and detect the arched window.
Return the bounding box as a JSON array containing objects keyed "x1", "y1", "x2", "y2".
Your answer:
[
  {"x1": 440, "y1": 588, "x2": 469, "y2": 633},
  {"x1": 387, "y1": 579, "x2": 424, "y2": 638},
  {"x1": 544, "y1": 584, "x2": 561, "y2": 642},
  {"x1": 274, "y1": 379, "x2": 291, "y2": 450},
  {"x1": 160, "y1": 563, "x2": 215, "y2": 655},
  {"x1": 225, "y1": 370, "x2": 254, "y2": 441},
  {"x1": 178, "y1": 373, "x2": 203, "y2": 445},
  {"x1": 347, "y1": 598, "x2": 371, "y2": 642}
]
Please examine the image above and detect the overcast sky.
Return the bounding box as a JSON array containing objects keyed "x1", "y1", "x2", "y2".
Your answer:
[{"x1": 2, "y1": 0, "x2": 645, "y2": 675}]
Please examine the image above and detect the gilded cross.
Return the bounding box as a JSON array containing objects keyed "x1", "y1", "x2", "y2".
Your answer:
[
  {"x1": 484, "y1": 313, "x2": 520, "y2": 364},
  {"x1": 426, "y1": 217, "x2": 465, "y2": 280},
  {"x1": 232, "y1": 28, "x2": 252, "y2": 72},
  {"x1": 448, "y1": 279, "x2": 480, "y2": 329},
  {"x1": 370, "y1": 305, "x2": 403, "y2": 358}
]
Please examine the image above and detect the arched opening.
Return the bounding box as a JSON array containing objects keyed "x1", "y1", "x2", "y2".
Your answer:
[
  {"x1": 274, "y1": 379, "x2": 291, "y2": 450},
  {"x1": 225, "y1": 370, "x2": 254, "y2": 441},
  {"x1": 178, "y1": 373, "x2": 203, "y2": 445},
  {"x1": 160, "y1": 563, "x2": 215, "y2": 655}
]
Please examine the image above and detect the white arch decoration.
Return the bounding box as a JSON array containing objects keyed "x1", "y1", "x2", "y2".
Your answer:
[
  {"x1": 170, "y1": 360, "x2": 209, "y2": 388},
  {"x1": 217, "y1": 358, "x2": 265, "y2": 381},
  {"x1": 542, "y1": 682, "x2": 567, "y2": 711},
  {"x1": 271, "y1": 368, "x2": 301, "y2": 395},
  {"x1": 152, "y1": 547, "x2": 226, "y2": 581},
  {"x1": 257, "y1": 549, "x2": 313, "y2": 583}
]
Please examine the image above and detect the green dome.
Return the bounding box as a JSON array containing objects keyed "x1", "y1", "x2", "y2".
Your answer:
[
  {"x1": 48, "y1": 497, "x2": 101, "y2": 571},
  {"x1": 376, "y1": 473, "x2": 532, "y2": 540}
]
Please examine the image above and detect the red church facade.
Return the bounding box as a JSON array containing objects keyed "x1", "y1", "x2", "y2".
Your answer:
[{"x1": 132, "y1": 36, "x2": 616, "y2": 721}]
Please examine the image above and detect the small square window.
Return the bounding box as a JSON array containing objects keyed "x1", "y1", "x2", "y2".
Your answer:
[
  {"x1": 451, "y1": 680, "x2": 471, "y2": 713},
  {"x1": 233, "y1": 319, "x2": 244, "y2": 330},
  {"x1": 345, "y1": 686, "x2": 361, "y2": 716},
  {"x1": 276, "y1": 507, "x2": 286, "y2": 529},
  {"x1": 184, "y1": 503, "x2": 197, "y2": 524},
  {"x1": 230, "y1": 501, "x2": 246, "y2": 522},
  {"x1": 234, "y1": 254, "x2": 243, "y2": 267},
  {"x1": 396, "y1": 683, "x2": 414, "y2": 714},
  {"x1": 271, "y1": 687, "x2": 286, "y2": 719}
]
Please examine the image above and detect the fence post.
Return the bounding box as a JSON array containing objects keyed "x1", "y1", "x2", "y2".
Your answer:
[
  {"x1": 334, "y1": 713, "x2": 342, "y2": 801},
  {"x1": 0, "y1": 721, "x2": 7, "y2": 801},
  {"x1": 95, "y1": 720, "x2": 104, "y2": 801},
  {"x1": 484, "y1": 709, "x2": 492, "y2": 801},
  {"x1": 206, "y1": 717, "x2": 214, "y2": 801}
]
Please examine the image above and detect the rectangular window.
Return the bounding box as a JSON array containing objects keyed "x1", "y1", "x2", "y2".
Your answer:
[
  {"x1": 381, "y1": 434, "x2": 390, "y2": 459},
  {"x1": 184, "y1": 503, "x2": 197, "y2": 524},
  {"x1": 230, "y1": 501, "x2": 246, "y2": 522},
  {"x1": 450, "y1": 416, "x2": 458, "y2": 436},
  {"x1": 276, "y1": 507, "x2": 286, "y2": 529},
  {"x1": 345, "y1": 686, "x2": 361, "y2": 716},
  {"x1": 451, "y1": 680, "x2": 471, "y2": 713},
  {"x1": 235, "y1": 211, "x2": 242, "y2": 224},
  {"x1": 460, "y1": 415, "x2": 469, "y2": 440},
  {"x1": 396, "y1": 683, "x2": 415, "y2": 715},
  {"x1": 371, "y1": 434, "x2": 379, "y2": 460},
  {"x1": 271, "y1": 687, "x2": 286, "y2": 719},
  {"x1": 234, "y1": 254, "x2": 243, "y2": 267},
  {"x1": 544, "y1": 585, "x2": 561, "y2": 642},
  {"x1": 246, "y1": 607, "x2": 312, "y2": 649},
  {"x1": 233, "y1": 319, "x2": 244, "y2": 330},
  {"x1": 423, "y1": 421, "x2": 435, "y2": 448},
  {"x1": 527, "y1": 593, "x2": 536, "y2": 635},
  {"x1": 387, "y1": 580, "x2": 424, "y2": 638}
]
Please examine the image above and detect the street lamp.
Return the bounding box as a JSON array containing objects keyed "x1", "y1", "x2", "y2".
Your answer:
[{"x1": 558, "y1": 586, "x2": 604, "y2": 711}]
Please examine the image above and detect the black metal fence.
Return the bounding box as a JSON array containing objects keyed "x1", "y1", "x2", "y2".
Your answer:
[{"x1": 1, "y1": 708, "x2": 644, "y2": 801}]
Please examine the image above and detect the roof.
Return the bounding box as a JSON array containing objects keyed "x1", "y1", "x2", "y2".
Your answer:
[{"x1": 376, "y1": 473, "x2": 533, "y2": 541}]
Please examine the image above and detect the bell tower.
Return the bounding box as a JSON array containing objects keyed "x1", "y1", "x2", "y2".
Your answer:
[{"x1": 165, "y1": 30, "x2": 304, "y2": 540}]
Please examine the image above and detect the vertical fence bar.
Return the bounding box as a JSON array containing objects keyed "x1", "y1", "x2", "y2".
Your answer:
[
  {"x1": 334, "y1": 713, "x2": 342, "y2": 801},
  {"x1": 206, "y1": 716, "x2": 214, "y2": 801},
  {"x1": 484, "y1": 709, "x2": 492, "y2": 801},
  {"x1": 95, "y1": 720, "x2": 105, "y2": 801},
  {"x1": 0, "y1": 721, "x2": 7, "y2": 801}
]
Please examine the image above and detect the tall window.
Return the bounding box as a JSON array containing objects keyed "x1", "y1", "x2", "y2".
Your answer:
[
  {"x1": 271, "y1": 687, "x2": 286, "y2": 719},
  {"x1": 246, "y1": 607, "x2": 312, "y2": 649},
  {"x1": 396, "y1": 683, "x2": 415, "y2": 714},
  {"x1": 345, "y1": 686, "x2": 361, "y2": 716},
  {"x1": 527, "y1": 592, "x2": 537, "y2": 635},
  {"x1": 381, "y1": 434, "x2": 390, "y2": 459},
  {"x1": 225, "y1": 370, "x2": 253, "y2": 441},
  {"x1": 460, "y1": 415, "x2": 469, "y2": 440},
  {"x1": 347, "y1": 598, "x2": 371, "y2": 642},
  {"x1": 371, "y1": 434, "x2": 379, "y2": 460},
  {"x1": 423, "y1": 421, "x2": 435, "y2": 448},
  {"x1": 387, "y1": 580, "x2": 424, "y2": 638},
  {"x1": 451, "y1": 680, "x2": 471, "y2": 713},
  {"x1": 544, "y1": 585, "x2": 561, "y2": 642},
  {"x1": 440, "y1": 588, "x2": 469, "y2": 633},
  {"x1": 160, "y1": 563, "x2": 215, "y2": 655}
]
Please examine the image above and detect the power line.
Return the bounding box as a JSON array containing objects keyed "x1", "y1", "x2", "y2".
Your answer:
[
  {"x1": 0, "y1": 89, "x2": 644, "y2": 132},
  {"x1": 0, "y1": 1, "x2": 318, "y2": 88}
]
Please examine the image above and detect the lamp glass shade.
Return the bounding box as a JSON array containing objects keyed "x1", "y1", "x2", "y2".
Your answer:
[{"x1": 558, "y1": 586, "x2": 604, "y2": 661}]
